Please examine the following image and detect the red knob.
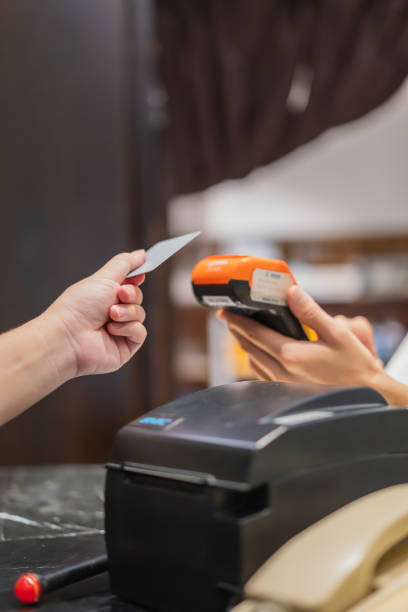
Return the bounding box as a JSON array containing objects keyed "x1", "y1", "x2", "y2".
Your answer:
[{"x1": 14, "y1": 573, "x2": 42, "y2": 604}]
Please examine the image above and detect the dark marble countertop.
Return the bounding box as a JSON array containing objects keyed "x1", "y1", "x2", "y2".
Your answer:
[{"x1": 0, "y1": 465, "x2": 145, "y2": 611}]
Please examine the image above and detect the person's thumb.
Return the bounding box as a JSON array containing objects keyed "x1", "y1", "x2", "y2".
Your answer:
[
  {"x1": 287, "y1": 285, "x2": 336, "y2": 342},
  {"x1": 93, "y1": 250, "x2": 145, "y2": 283}
]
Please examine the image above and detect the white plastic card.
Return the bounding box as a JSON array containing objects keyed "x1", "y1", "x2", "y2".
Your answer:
[{"x1": 126, "y1": 231, "x2": 200, "y2": 278}]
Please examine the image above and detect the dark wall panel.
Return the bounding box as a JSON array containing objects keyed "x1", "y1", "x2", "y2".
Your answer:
[{"x1": 0, "y1": 0, "x2": 145, "y2": 464}]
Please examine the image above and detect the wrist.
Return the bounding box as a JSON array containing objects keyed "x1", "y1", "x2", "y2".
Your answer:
[
  {"x1": 367, "y1": 369, "x2": 408, "y2": 407},
  {"x1": 31, "y1": 310, "x2": 78, "y2": 385}
]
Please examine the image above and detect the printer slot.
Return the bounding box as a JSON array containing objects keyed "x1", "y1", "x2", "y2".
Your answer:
[
  {"x1": 213, "y1": 484, "x2": 269, "y2": 519},
  {"x1": 122, "y1": 469, "x2": 206, "y2": 495}
]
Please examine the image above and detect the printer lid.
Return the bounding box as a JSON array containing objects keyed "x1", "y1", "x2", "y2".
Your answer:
[{"x1": 109, "y1": 382, "x2": 388, "y2": 488}]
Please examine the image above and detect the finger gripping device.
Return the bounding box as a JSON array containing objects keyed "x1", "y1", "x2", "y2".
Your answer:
[{"x1": 191, "y1": 255, "x2": 315, "y2": 340}]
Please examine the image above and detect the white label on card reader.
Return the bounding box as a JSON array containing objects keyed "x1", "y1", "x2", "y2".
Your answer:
[{"x1": 250, "y1": 268, "x2": 293, "y2": 305}]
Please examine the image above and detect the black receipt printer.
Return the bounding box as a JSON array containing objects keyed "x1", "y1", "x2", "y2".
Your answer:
[{"x1": 105, "y1": 381, "x2": 408, "y2": 612}]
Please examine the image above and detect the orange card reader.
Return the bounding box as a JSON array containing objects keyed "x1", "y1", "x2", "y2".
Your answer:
[{"x1": 191, "y1": 255, "x2": 316, "y2": 341}]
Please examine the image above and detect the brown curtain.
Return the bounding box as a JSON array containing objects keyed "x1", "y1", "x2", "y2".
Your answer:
[{"x1": 157, "y1": 0, "x2": 408, "y2": 195}]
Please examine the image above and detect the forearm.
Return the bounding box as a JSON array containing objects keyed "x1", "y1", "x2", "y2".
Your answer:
[{"x1": 0, "y1": 313, "x2": 75, "y2": 425}]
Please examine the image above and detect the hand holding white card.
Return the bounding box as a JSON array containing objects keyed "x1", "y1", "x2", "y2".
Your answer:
[{"x1": 126, "y1": 231, "x2": 200, "y2": 278}]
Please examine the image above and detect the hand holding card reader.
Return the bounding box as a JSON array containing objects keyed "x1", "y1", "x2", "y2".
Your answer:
[
  {"x1": 191, "y1": 255, "x2": 317, "y2": 340},
  {"x1": 105, "y1": 381, "x2": 408, "y2": 612}
]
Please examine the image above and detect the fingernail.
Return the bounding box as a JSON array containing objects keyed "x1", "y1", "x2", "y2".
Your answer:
[
  {"x1": 113, "y1": 305, "x2": 127, "y2": 319},
  {"x1": 289, "y1": 285, "x2": 305, "y2": 305},
  {"x1": 216, "y1": 309, "x2": 225, "y2": 320},
  {"x1": 131, "y1": 249, "x2": 145, "y2": 263}
]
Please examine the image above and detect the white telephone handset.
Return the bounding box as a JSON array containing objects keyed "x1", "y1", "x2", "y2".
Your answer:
[{"x1": 234, "y1": 485, "x2": 408, "y2": 612}]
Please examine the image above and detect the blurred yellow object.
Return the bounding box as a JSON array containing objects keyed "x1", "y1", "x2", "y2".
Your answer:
[
  {"x1": 303, "y1": 324, "x2": 318, "y2": 341},
  {"x1": 228, "y1": 335, "x2": 254, "y2": 379}
]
